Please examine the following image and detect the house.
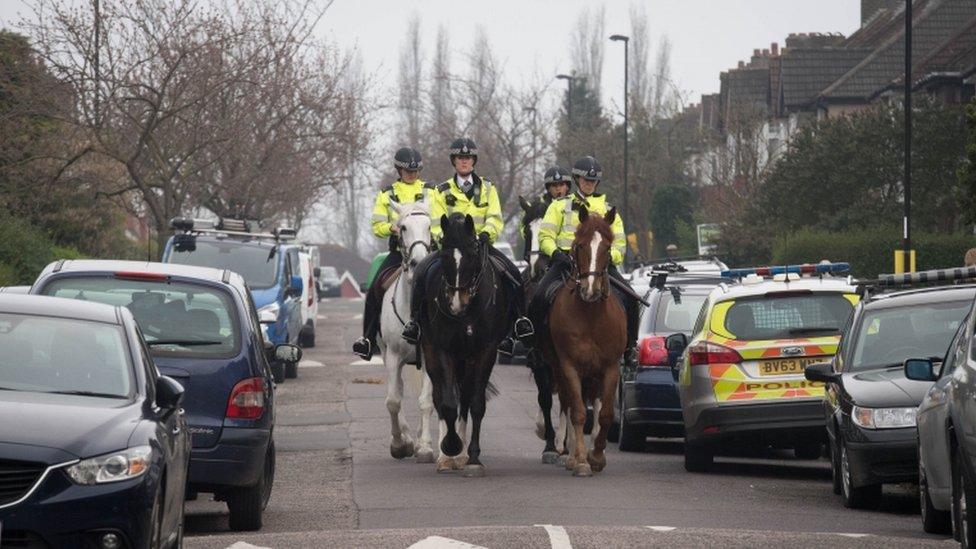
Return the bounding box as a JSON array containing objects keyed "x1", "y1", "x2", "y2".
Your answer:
[{"x1": 312, "y1": 243, "x2": 371, "y2": 283}]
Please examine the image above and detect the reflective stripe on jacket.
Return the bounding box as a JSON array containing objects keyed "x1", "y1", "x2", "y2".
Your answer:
[
  {"x1": 538, "y1": 192, "x2": 626, "y2": 266},
  {"x1": 370, "y1": 179, "x2": 428, "y2": 238},
  {"x1": 429, "y1": 174, "x2": 503, "y2": 243}
]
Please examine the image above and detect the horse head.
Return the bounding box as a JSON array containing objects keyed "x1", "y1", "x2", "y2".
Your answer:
[
  {"x1": 519, "y1": 196, "x2": 550, "y2": 281},
  {"x1": 571, "y1": 204, "x2": 615, "y2": 303},
  {"x1": 439, "y1": 213, "x2": 484, "y2": 316},
  {"x1": 391, "y1": 200, "x2": 431, "y2": 279}
]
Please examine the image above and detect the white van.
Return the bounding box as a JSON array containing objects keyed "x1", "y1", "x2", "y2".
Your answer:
[{"x1": 298, "y1": 246, "x2": 319, "y2": 347}]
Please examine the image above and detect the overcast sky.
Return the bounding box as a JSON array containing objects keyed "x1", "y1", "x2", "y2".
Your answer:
[{"x1": 0, "y1": 0, "x2": 861, "y2": 111}]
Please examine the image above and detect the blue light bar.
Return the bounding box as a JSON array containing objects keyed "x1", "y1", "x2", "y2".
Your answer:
[{"x1": 721, "y1": 262, "x2": 851, "y2": 279}]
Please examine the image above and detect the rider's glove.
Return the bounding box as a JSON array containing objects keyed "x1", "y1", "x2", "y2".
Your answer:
[{"x1": 478, "y1": 232, "x2": 491, "y2": 245}]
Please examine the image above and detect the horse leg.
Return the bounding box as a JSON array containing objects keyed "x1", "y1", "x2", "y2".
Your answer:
[
  {"x1": 560, "y1": 362, "x2": 591, "y2": 477},
  {"x1": 415, "y1": 370, "x2": 435, "y2": 463},
  {"x1": 431, "y1": 351, "x2": 463, "y2": 472},
  {"x1": 532, "y1": 358, "x2": 558, "y2": 464},
  {"x1": 385, "y1": 352, "x2": 414, "y2": 459},
  {"x1": 462, "y1": 355, "x2": 492, "y2": 478},
  {"x1": 589, "y1": 365, "x2": 620, "y2": 473}
]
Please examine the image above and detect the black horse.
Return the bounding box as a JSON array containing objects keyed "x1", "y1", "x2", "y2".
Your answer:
[
  {"x1": 420, "y1": 213, "x2": 514, "y2": 477},
  {"x1": 518, "y1": 195, "x2": 559, "y2": 463}
]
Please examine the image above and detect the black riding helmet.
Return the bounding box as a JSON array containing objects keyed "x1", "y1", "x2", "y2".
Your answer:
[
  {"x1": 543, "y1": 166, "x2": 571, "y2": 189},
  {"x1": 449, "y1": 138, "x2": 478, "y2": 165},
  {"x1": 394, "y1": 147, "x2": 423, "y2": 172},
  {"x1": 571, "y1": 156, "x2": 602, "y2": 184}
]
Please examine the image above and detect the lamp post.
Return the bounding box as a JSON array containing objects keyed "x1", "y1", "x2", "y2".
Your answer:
[
  {"x1": 902, "y1": 0, "x2": 913, "y2": 273},
  {"x1": 556, "y1": 74, "x2": 577, "y2": 131},
  {"x1": 610, "y1": 34, "x2": 630, "y2": 265}
]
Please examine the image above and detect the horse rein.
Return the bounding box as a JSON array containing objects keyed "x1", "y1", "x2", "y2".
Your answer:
[
  {"x1": 570, "y1": 242, "x2": 610, "y2": 301},
  {"x1": 396, "y1": 211, "x2": 432, "y2": 269}
]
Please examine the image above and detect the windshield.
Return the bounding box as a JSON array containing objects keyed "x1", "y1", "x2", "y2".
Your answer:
[
  {"x1": 851, "y1": 300, "x2": 971, "y2": 372},
  {"x1": 723, "y1": 293, "x2": 855, "y2": 340},
  {"x1": 42, "y1": 277, "x2": 240, "y2": 358},
  {"x1": 0, "y1": 313, "x2": 132, "y2": 398},
  {"x1": 168, "y1": 239, "x2": 279, "y2": 289},
  {"x1": 642, "y1": 290, "x2": 708, "y2": 336}
]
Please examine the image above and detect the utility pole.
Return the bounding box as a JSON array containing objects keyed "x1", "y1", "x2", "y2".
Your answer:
[
  {"x1": 93, "y1": 0, "x2": 101, "y2": 127},
  {"x1": 903, "y1": 0, "x2": 913, "y2": 273},
  {"x1": 610, "y1": 34, "x2": 630, "y2": 265}
]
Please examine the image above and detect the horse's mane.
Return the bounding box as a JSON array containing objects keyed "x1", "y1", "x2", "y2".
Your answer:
[{"x1": 574, "y1": 210, "x2": 614, "y2": 246}]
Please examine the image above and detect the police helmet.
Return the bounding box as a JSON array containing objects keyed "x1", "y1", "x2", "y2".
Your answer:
[
  {"x1": 449, "y1": 138, "x2": 478, "y2": 163},
  {"x1": 571, "y1": 156, "x2": 603, "y2": 182},
  {"x1": 394, "y1": 147, "x2": 423, "y2": 171},
  {"x1": 543, "y1": 166, "x2": 571, "y2": 189}
]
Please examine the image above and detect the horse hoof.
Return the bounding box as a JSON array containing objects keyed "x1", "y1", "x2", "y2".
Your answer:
[
  {"x1": 573, "y1": 463, "x2": 593, "y2": 477},
  {"x1": 587, "y1": 450, "x2": 607, "y2": 472},
  {"x1": 390, "y1": 442, "x2": 415, "y2": 460},
  {"x1": 541, "y1": 451, "x2": 560, "y2": 464},
  {"x1": 436, "y1": 456, "x2": 455, "y2": 473},
  {"x1": 415, "y1": 448, "x2": 435, "y2": 464},
  {"x1": 453, "y1": 455, "x2": 469, "y2": 469},
  {"x1": 462, "y1": 464, "x2": 486, "y2": 478},
  {"x1": 565, "y1": 457, "x2": 577, "y2": 471},
  {"x1": 557, "y1": 454, "x2": 570, "y2": 466}
]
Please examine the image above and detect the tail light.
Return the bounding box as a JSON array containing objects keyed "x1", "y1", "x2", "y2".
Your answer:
[
  {"x1": 638, "y1": 336, "x2": 669, "y2": 367},
  {"x1": 307, "y1": 274, "x2": 314, "y2": 306},
  {"x1": 226, "y1": 377, "x2": 265, "y2": 419},
  {"x1": 115, "y1": 271, "x2": 168, "y2": 282},
  {"x1": 688, "y1": 341, "x2": 742, "y2": 366}
]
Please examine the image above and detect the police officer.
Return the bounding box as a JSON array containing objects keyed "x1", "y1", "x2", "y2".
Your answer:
[
  {"x1": 401, "y1": 138, "x2": 534, "y2": 349},
  {"x1": 529, "y1": 155, "x2": 640, "y2": 367},
  {"x1": 352, "y1": 147, "x2": 428, "y2": 360},
  {"x1": 540, "y1": 166, "x2": 571, "y2": 204}
]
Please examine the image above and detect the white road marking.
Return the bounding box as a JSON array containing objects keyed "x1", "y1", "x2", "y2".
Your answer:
[
  {"x1": 835, "y1": 533, "x2": 871, "y2": 538},
  {"x1": 535, "y1": 524, "x2": 573, "y2": 549},
  {"x1": 225, "y1": 543, "x2": 272, "y2": 549},
  {"x1": 299, "y1": 359, "x2": 325, "y2": 368},
  {"x1": 316, "y1": 314, "x2": 328, "y2": 320},
  {"x1": 349, "y1": 357, "x2": 383, "y2": 366},
  {"x1": 407, "y1": 536, "x2": 487, "y2": 549},
  {"x1": 646, "y1": 526, "x2": 676, "y2": 532},
  {"x1": 353, "y1": 313, "x2": 363, "y2": 320}
]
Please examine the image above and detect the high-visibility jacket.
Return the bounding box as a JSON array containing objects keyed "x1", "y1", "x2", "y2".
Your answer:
[
  {"x1": 370, "y1": 179, "x2": 429, "y2": 238},
  {"x1": 539, "y1": 192, "x2": 626, "y2": 266},
  {"x1": 430, "y1": 174, "x2": 503, "y2": 243}
]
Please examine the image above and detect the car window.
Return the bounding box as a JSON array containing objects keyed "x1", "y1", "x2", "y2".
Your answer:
[
  {"x1": 0, "y1": 313, "x2": 133, "y2": 398},
  {"x1": 940, "y1": 321, "x2": 967, "y2": 377},
  {"x1": 168, "y1": 240, "x2": 280, "y2": 289},
  {"x1": 42, "y1": 277, "x2": 241, "y2": 359},
  {"x1": 851, "y1": 300, "x2": 970, "y2": 371},
  {"x1": 692, "y1": 296, "x2": 709, "y2": 336},
  {"x1": 721, "y1": 293, "x2": 854, "y2": 341},
  {"x1": 644, "y1": 290, "x2": 708, "y2": 336}
]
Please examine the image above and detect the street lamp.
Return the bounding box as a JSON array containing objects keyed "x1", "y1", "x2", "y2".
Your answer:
[
  {"x1": 902, "y1": 0, "x2": 913, "y2": 273},
  {"x1": 610, "y1": 34, "x2": 630, "y2": 265}
]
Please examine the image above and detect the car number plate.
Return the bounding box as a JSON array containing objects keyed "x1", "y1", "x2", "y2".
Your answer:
[{"x1": 758, "y1": 358, "x2": 815, "y2": 376}]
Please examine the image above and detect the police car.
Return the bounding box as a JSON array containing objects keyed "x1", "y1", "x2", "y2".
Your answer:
[{"x1": 676, "y1": 263, "x2": 858, "y2": 471}]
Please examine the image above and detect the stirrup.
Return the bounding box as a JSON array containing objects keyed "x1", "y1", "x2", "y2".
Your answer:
[
  {"x1": 497, "y1": 338, "x2": 516, "y2": 357},
  {"x1": 353, "y1": 337, "x2": 373, "y2": 361},
  {"x1": 514, "y1": 317, "x2": 535, "y2": 340},
  {"x1": 402, "y1": 322, "x2": 420, "y2": 345}
]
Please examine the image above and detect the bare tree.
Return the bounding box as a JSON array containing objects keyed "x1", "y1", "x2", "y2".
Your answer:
[
  {"x1": 651, "y1": 36, "x2": 674, "y2": 118},
  {"x1": 570, "y1": 4, "x2": 606, "y2": 102},
  {"x1": 397, "y1": 14, "x2": 423, "y2": 148},
  {"x1": 628, "y1": 4, "x2": 652, "y2": 111}
]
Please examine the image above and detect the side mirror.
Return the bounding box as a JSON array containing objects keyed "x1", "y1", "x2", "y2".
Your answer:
[
  {"x1": 275, "y1": 343, "x2": 303, "y2": 363},
  {"x1": 313, "y1": 267, "x2": 321, "y2": 278},
  {"x1": 665, "y1": 333, "x2": 688, "y2": 353},
  {"x1": 156, "y1": 375, "x2": 185, "y2": 411},
  {"x1": 905, "y1": 358, "x2": 938, "y2": 382},
  {"x1": 804, "y1": 362, "x2": 840, "y2": 384},
  {"x1": 258, "y1": 309, "x2": 277, "y2": 324},
  {"x1": 288, "y1": 275, "x2": 304, "y2": 296}
]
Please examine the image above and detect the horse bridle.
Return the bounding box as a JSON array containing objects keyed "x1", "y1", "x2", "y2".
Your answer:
[
  {"x1": 443, "y1": 240, "x2": 488, "y2": 298},
  {"x1": 396, "y1": 211, "x2": 431, "y2": 269},
  {"x1": 570, "y1": 242, "x2": 610, "y2": 301}
]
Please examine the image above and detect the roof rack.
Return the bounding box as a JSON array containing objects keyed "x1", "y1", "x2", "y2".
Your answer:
[
  {"x1": 858, "y1": 265, "x2": 976, "y2": 298},
  {"x1": 630, "y1": 254, "x2": 723, "y2": 269},
  {"x1": 169, "y1": 217, "x2": 297, "y2": 243},
  {"x1": 650, "y1": 271, "x2": 731, "y2": 289}
]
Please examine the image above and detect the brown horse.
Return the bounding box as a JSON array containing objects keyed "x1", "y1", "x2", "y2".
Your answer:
[{"x1": 540, "y1": 205, "x2": 627, "y2": 476}]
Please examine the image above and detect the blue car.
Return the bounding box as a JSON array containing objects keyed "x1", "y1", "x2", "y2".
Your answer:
[
  {"x1": 0, "y1": 294, "x2": 188, "y2": 549},
  {"x1": 31, "y1": 260, "x2": 302, "y2": 532},
  {"x1": 162, "y1": 218, "x2": 305, "y2": 381}
]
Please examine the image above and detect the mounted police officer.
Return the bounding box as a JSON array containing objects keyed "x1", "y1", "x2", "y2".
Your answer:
[
  {"x1": 539, "y1": 166, "x2": 571, "y2": 205},
  {"x1": 352, "y1": 147, "x2": 428, "y2": 360},
  {"x1": 529, "y1": 155, "x2": 640, "y2": 368},
  {"x1": 401, "y1": 138, "x2": 534, "y2": 352}
]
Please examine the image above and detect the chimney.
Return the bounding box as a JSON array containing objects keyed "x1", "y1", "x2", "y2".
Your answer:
[
  {"x1": 771, "y1": 42, "x2": 779, "y2": 56},
  {"x1": 762, "y1": 48, "x2": 770, "y2": 56},
  {"x1": 738, "y1": 60, "x2": 745, "y2": 69}
]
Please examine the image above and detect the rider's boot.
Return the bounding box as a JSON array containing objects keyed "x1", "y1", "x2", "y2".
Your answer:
[
  {"x1": 352, "y1": 337, "x2": 373, "y2": 361},
  {"x1": 402, "y1": 321, "x2": 420, "y2": 345}
]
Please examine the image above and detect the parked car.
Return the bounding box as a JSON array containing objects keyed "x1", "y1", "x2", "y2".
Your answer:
[
  {"x1": 317, "y1": 265, "x2": 342, "y2": 299},
  {"x1": 0, "y1": 293, "x2": 189, "y2": 548},
  {"x1": 612, "y1": 269, "x2": 725, "y2": 451},
  {"x1": 677, "y1": 263, "x2": 857, "y2": 471},
  {"x1": 0, "y1": 286, "x2": 30, "y2": 294},
  {"x1": 162, "y1": 217, "x2": 305, "y2": 381},
  {"x1": 806, "y1": 283, "x2": 974, "y2": 509},
  {"x1": 298, "y1": 246, "x2": 319, "y2": 348},
  {"x1": 31, "y1": 259, "x2": 302, "y2": 531}
]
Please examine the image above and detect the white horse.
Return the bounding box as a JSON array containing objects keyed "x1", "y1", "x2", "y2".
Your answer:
[{"x1": 377, "y1": 200, "x2": 436, "y2": 463}]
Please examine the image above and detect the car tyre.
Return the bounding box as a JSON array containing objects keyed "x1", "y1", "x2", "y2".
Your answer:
[
  {"x1": 285, "y1": 360, "x2": 298, "y2": 379},
  {"x1": 227, "y1": 440, "x2": 275, "y2": 532},
  {"x1": 954, "y1": 444, "x2": 976, "y2": 546},
  {"x1": 793, "y1": 442, "x2": 822, "y2": 460},
  {"x1": 684, "y1": 442, "x2": 713, "y2": 472},
  {"x1": 829, "y1": 436, "x2": 842, "y2": 495},
  {"x1": 840, "y1": 439, "x2": 881, "y2": 509},
  {"x1": 300, "y1": 324, "x2": 316, "y2": 348},
  {"x1": 149, "y1": 483, "x2": 163, "y2": 549},
  {"x1": 921, "y1": 457, "x2": 951, "y2": 534},
  {"x1": 618, "y1": 402, "x2": 644, "y2": 452}
]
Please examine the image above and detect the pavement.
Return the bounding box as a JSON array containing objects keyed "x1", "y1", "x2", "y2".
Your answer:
[{"x1": 184, "y1": 298, "x2": 953, "y2": 549}]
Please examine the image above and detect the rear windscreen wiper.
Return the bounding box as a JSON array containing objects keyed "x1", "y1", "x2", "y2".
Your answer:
[
  {"x1": 46, "y1": 390, "x2": 127, "y2": 399},
  {"x1": 146, "y1": 339, "x2": 222, "y2": 347},
  {"x1": 788, "y1": 327, "x2": 840, "y2": 335}
]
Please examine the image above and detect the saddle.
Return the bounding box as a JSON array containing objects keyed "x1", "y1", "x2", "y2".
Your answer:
[{"x1": 378, "y1": 265, "x2": 403, "y2": 292}]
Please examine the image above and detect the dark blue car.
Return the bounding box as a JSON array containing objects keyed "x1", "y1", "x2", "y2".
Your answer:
[
  {"x1": 0, "y1": 294, "x2": 189, "y2": 548},
  {"x1": 31, "y1": 260, "x2": 301, "y2": 532}
]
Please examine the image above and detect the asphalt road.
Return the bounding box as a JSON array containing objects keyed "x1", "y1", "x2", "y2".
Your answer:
[{"x1": 184, "y1": 298, "x2": 953, "y2": 549}]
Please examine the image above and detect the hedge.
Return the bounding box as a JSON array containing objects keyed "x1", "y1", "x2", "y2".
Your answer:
[
  {"x1": 0, "y1": 215, "x2": 83, "y2": 285},
  {"x1": 771, "y1": 227, "x2": 976, "y2": 279}
]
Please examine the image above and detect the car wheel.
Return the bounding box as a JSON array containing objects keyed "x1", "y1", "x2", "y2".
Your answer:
[
  {"x1": 954, "y1": 444, "x2": 976, "y2": 546},
  {"x1": 618, "y1": 400, "x2": 644, "y2": 452},
  {"x1": 793, "y1": 442, "x2": 822, "y2": 460},
  {"x1": 271, "y1": 361, "x2": 285, "y2": 383},
  {"x1": 285, "y1": 360, "x2": 298, "y2": 379},
  {"x1": 921, "y1": 456, "x2": 951, "y2": 534},
  {"x1": 300, "y1": 325, "x2": 316, "y2": 348},
  {"x1": 840, "y1": 439, "x2": 881, "y2": 509},
  {"x1": 227, "y1": 440, "x2": 275, "y2": 531},
  {"x1": 684, "y1": 442, "x2": 713, "y2": 472},
  {"x1": 149, "y1": 483, "x2": 163, "y2": 549},
  {"x1": 829, "y1": 437, "x2": 842, "y2": 495}
]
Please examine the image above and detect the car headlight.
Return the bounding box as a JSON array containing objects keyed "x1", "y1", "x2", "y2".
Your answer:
[
  {"x1": 65, "y1": 446, "x2": 152, "y2": 485},
  {"x1": 851, "y1": 405, "x2": 917, "y2": 429},
  {"x1": 258, "y1": 302, "x2": 280, "y2": 320}
]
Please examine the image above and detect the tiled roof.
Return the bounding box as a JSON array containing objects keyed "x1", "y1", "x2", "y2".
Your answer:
[
  {"x1": 821, "y1": 0, "x2": 976, "y2": 101},
  {"x1": 903, "y1": 14, "x2": 976, "y2": 85},
  {"x1": 724, "y1": 67, "x2": 770, "y2": 111},
  {"x1": 779, "y1": 48, "x2": 871, "y2": 109}
]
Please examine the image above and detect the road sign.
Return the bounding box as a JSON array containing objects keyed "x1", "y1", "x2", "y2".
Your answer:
[{"x1": 697, "y1": 224, "x2": 720, "y2": 256}]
